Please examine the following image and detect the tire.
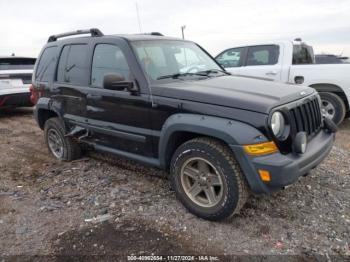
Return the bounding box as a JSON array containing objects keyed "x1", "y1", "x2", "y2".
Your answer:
[
  {"x1": 170, "y1": 137, "x2": 249, "y2": 221},
  {"x1": 44, "y1": 117, "x2": 81, "y2": 161},
  {"x1": 319, "y1": 92, "x2": 346, "y2": 125}
]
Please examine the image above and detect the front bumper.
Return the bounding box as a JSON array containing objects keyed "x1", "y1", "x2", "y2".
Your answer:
[{"x1": 231, "y1": 129, "x2": 334, "y2": 194}]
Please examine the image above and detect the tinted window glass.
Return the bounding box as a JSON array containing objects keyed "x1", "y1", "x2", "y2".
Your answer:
[
  {"x1": 0, "y1": 58, "x2": 36, "y2": 71},
  {"x1": 91, "y1": 44, "x2": 130, "y2": 88},
  {"x1": 216, "y1": 48, "x2": 243, "y2": 68},
  {"x1": 35, "y1": 47, "x2": 57, "y2": 81},
  {"x1": 246, "y1": 45, "x2": 279, "y2": 66},
  {"x1": 56, "y1": 44, "x2": 88, "y2": 85},
  {"x1": 56, "y1": 46, "x2": 70, "y2": 83},
  {"x1": 293, "y1": 45, "x2": 314, "y2": 64}
]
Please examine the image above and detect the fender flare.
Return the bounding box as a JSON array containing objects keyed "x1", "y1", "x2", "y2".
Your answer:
[
  {"x1": 34, "y1": 97, "x2": 65, "y2": 130},
  {"x1": 158, "y1": 113, "x2": 268, "y2": 168},
  {"x1": 309, "y1": 83, "x2": 350, "y2": 110}
]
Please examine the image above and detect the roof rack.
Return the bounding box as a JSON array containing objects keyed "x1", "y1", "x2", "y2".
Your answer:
[
  {"x1": 136, "y1": 32, "x2": 164, "y2": 36},
  {"x1": 47, "y1": 28, "x2": 104, "y2": 43}
]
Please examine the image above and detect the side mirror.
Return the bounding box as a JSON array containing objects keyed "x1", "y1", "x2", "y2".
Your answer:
[{"x1": 103, "y1": 73, "x2": 138, "y2": 93}]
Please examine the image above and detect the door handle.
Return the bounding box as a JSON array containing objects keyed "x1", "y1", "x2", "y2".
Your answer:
[{"x1": 265, "y1": 71, "x2": 278, "y2": 76}]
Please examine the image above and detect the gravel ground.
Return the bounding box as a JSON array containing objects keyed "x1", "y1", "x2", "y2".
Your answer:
[{"x1": 0, "y1": 108, "x2": 349, "y2": 261}]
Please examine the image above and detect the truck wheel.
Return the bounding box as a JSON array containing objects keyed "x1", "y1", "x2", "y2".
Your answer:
[
  {"x1": 170, "y1": 137, "x2": 248, "y2": 221},
  {"x1": 319, "y1": 92, "x2": 346, "y2": 125},
  {"x1": 44, "y1": 117, "x2": 81, "y2": 161}
]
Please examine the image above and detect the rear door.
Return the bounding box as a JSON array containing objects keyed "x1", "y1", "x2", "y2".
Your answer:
[
  {"x1": 85, "y1": 40, "x2": 154, "y2": 157},
  {"x1": 237, "y1": 45, "x2": 282, "y2": 81},
  {"x1": 53, "y1": 43, "x2": 89, "y2": 123}
]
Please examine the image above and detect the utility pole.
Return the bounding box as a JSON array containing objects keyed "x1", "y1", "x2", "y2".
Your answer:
[
  {"x1": 135, "y1": 2, "x2": 143, "y2": 33},
  {"x1": 181, "y1": 25, "x2": 186, "y2": 39}
]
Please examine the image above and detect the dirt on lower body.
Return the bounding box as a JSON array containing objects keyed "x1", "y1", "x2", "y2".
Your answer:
[{"x1": 0, "y1": 108, "x2": 349, "y2": 261}]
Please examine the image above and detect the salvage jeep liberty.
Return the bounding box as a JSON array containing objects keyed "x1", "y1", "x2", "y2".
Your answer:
[{"x1": 32, "y1": 29, "x2": 336, "y2": 221}]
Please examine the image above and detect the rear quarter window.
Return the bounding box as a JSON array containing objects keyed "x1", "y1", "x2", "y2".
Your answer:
[
  {"x1": 292, "y1": 45, "x2": 315, "y2": 64},
  {"x1": 35, "y1": 46, "x2": 58, "y2": 81}
]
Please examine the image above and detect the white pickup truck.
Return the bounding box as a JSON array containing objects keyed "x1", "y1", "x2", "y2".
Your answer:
[{"x1": 215, "y1": 40, "x2": 350, "y2": 125}]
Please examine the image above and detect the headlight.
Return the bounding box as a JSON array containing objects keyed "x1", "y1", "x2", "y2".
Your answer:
[{"x1": 271, "y1": 111, "x2": 285, "y2": 138}]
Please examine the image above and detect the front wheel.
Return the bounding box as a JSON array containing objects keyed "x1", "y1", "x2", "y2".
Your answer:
[
  {"x1": 319, "y1": 92, "x2": 346, "y2": 125},
  {"x1": 170, "y1": 137, "x2": 249, "y2": 221}
]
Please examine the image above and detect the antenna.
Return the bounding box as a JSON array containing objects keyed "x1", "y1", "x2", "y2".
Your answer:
[{"x1": 135, "y1": 2, "x2": 143, "y2": 33}]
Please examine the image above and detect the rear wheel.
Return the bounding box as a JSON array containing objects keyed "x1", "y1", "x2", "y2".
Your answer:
[
  {"x1": 319, "y1": 92, "x2": 346, "y2": 125},
  {"x1": 170, "y1": 137, "x2": 248, "y2": 221},
  {"x1": 44, "y1": 117, "x2": 81, "y2": 161}
]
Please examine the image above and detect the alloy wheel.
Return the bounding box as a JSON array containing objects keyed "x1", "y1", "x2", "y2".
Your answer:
[
  {"x1": 47, "y1": 129, "x2": 64, "y2": 159},
  {"x1": 180, "y1": 157, "x2": 224, "y2": 208}
]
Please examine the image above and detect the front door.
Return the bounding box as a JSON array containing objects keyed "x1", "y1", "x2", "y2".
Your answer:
[
  {"x1": 237, "y1": 44, "x2": 282, "y2": 81},
  {"x1": 216, "y1": 47, "x2": 245, "y2": 75},
  {"x1": 85, "y1": 42, "x2": 154, "y2": 157}
]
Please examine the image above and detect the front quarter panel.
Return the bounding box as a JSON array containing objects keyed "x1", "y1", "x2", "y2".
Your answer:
[{"x1": 159, "y1": 113, "x2": 269, "y2": 167}]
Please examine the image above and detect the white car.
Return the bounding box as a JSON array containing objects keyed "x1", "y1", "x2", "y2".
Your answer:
[
  {"x1": 216, "y1": 40, "x2": 350, "y2": 125},
  {"x1": 0, "y1": 56, "x2": 36, "y2": 108}
]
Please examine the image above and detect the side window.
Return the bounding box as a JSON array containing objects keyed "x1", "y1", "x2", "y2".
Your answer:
[
  {"x1": 56, "y1": 46, "x2": 70, "y2": 83},
  {"x1": 293, "y1": 45, "x2": 314, "y2": 65},
  {"x1": 56, "y1": 44, "x2": 88, "y2": 85},
  {"x1": 91, "y1": 44, "x2": 130, "y2": 88},
  {"x1": 246, "y1": 45, "x2": 279, "y2": 66},
  {"x1": 216, "y1": 48, "x2": 243, "y2": 68},
  {"x1": 35, "y1": 46, "x2": 57, "y2": 81}
]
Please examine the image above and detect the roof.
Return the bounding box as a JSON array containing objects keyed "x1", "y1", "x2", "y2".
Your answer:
[
  {"x1": 46, "y1": 28, "x2": 189, "y2": 44},
  {"x1": 110, "y1": 34, "x2": 186, "y2": 42},
  {"x1": 47, "y1": 34, "x2": 187, "y2": 44}
]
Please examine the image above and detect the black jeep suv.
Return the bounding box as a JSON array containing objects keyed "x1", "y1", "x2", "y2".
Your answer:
[{"x1": 32, "y1": 29, "x2": 335, "y2": 221}]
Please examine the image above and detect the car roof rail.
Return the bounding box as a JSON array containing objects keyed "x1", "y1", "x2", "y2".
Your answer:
[
  {"x1": 135, "y1": 32, "x2": 164, "y2": 36},
  {"x1": 47, "y1": 28, "x2": 104, "y2": 43}
]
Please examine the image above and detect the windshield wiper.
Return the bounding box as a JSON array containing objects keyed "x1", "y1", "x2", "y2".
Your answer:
[
  {"x1": 157, "y1": 72, "x2": 207, "y2": 80},
  {"x1": 197, "y1": 69, "x2": 231, "y2": 76}
]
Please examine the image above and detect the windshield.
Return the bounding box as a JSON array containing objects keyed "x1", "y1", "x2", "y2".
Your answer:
[
  {"x1": 131, "y1": 40, "x2": 222, "y2": 80},
  {"x1": 0, "y1": 58, "x2": 36, "y2": 70}
]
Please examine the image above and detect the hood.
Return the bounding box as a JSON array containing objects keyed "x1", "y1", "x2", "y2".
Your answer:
[{"x1": 151, "y1": 75, "x2": 315, "y2": 114}]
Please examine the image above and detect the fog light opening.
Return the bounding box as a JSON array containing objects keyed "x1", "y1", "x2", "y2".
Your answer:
[{"x1": 294, "y1": 132, "x2": 308, "y2": 154}]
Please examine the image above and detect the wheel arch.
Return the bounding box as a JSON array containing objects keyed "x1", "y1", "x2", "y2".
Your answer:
[
  {"x1": 34, "y1": 97, "x2": 65, "y2": 130},
  {"x1": 159, "y1": 114, "x2": 268, "y2": 170},
  {"x1": 309, "y1": 83, "x2": 350, "y2": 115}
]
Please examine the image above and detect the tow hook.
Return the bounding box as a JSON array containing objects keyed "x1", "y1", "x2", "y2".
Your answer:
[{"x1": 323, "y1": 117, "x2": 337, "y2": 133}]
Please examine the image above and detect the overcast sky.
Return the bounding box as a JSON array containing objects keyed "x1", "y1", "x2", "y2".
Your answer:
[{"x1": 1, "y1": 0, "x2": 350, "y2": 58}]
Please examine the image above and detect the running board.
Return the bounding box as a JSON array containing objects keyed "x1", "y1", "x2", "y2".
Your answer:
[{"x1": 94, "y1": 144, "x2": 161, "y2": 168}]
